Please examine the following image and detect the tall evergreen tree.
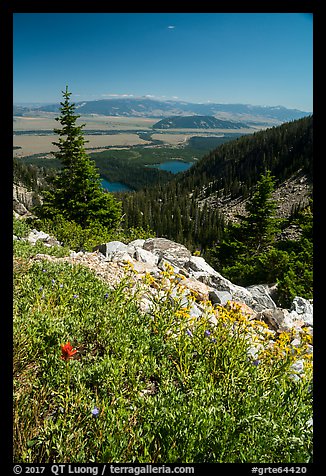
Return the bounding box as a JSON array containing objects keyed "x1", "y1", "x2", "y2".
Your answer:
[
  {"x1": 208, "y1": 170, "x2": 280, "y2": 274},
  {"x1": 37, "y1": 86, "x2": 121, "y2": 229},
  {"x1": 240, "y1": 170, "x2": 279, "y2": 254}
]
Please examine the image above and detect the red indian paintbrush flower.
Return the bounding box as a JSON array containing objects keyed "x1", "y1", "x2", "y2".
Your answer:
[{"x1": 60, "y1": 342, "x2": 77, "y2": 361}]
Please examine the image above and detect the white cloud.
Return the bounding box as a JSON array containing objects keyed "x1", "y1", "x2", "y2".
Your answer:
[
  {"x1": 167, "y1": 25, "x2": 175, "y2": 29},
  {"x1": 101, "y1": 93, "x2": 134, "y2": 98}
]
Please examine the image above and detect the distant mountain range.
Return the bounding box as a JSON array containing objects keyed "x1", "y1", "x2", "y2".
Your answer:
[
  {"x1": 152, "y1": 115, "x2": 249, "y2": 130},
  {"x1": 13, "y1": 98, "x2": 311, "y2": 125}
]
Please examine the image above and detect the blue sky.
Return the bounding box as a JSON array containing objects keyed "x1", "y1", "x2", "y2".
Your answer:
[{"x1": 13, "y1": 13, "x2": 313, "y2": 111}]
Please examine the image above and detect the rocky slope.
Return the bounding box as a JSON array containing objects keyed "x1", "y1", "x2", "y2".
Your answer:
[
  {"x1": 17, "y1": 231, "x2": 313, "y2": 381},
  {"x1": 197, "y1": 169, "x2": 312, "y2": 239},
  {"x1": 13, "y1": 183, "x2": 42, "y2": 216}
]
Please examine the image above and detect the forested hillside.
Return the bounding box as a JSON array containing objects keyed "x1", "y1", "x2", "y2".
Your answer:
[
  {"x1": 152, "y1": 115, "x2": 248, "y2": 129},
  {"x1": 120, "y1": 116, "x2": 313, "y2": 251}
]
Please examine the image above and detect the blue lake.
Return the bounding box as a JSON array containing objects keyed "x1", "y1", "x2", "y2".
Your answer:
[
  {"x1": 101, "y1": 178, "x2": 133, "y2": 192},
  {"x1": 100, "y1": 160, "x2": 192, "y2": 192},
  {"x1": 150, "y1": 161, "x2": 193, "y2": 174}
]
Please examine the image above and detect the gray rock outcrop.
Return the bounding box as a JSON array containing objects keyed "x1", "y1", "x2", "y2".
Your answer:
[
  {"x1": 93, "y1": 237, "x2": 313, "y2": 338},
  {"x1": 245, "y1": 284, "x2": 277, "y2": 312},
  {"x1": 13, "y1": 183, "x2": 42, "y2": 215},
  {"x1": 143, "y1": 238, "x2": 192, "y2": 269},
  {"x1": 291, "y1": 296, "x2": 313, "y2": 327},
  {"x1": 94, "y1": 241, "x2": 129, "y2": 260},
  {"x1": 15, "y1": 227, "x2": 61, "y2": 247}
]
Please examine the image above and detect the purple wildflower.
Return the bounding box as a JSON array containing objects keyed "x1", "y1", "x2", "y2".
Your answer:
[
  {"x1": 104, "y1": 293, "x2": 109, "y2": 299},
  {"x1": 186, "y1": 329, "x2": 193, "y2": 337},
  {"x1": 73, "y1": 294, "x2": 79, "y2": 299},
  {"x1": 252, "y1": 359, "x2": 261, "y2": 366},
  {"x1": 91, "y1": 407, "x2": 100, "y2": 418},
  {"x1": 204, "y1": 330, "x2": 211, "y2": 337}
]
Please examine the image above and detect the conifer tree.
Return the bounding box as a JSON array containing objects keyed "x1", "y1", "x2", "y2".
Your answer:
[
  {"x1": 37, "y1": 86, "x2": 121, "y2": 229},
  {"x1": 240, "y1": 170, "x2": 279, "y2": 253},
  {"x1": 208, "y1": 170, "x2": 279, "y2": 272}
]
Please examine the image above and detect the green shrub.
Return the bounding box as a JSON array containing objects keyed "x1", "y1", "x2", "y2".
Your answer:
[
  {"x1": 13, "y1": 240, "x2": 71, "y2": 259},
  {"x1": 34, "y1": 215, "x2": 154, "y2": 252},
  {"x1": 13, "y1": 216, "x2": 32, "y2": 238},
  {"x1": 277, "y1": 261, "x2": 313, "y2": 307},
  {"x1": 111, "y1": 225, "x2": 155, "y2": 243}
]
